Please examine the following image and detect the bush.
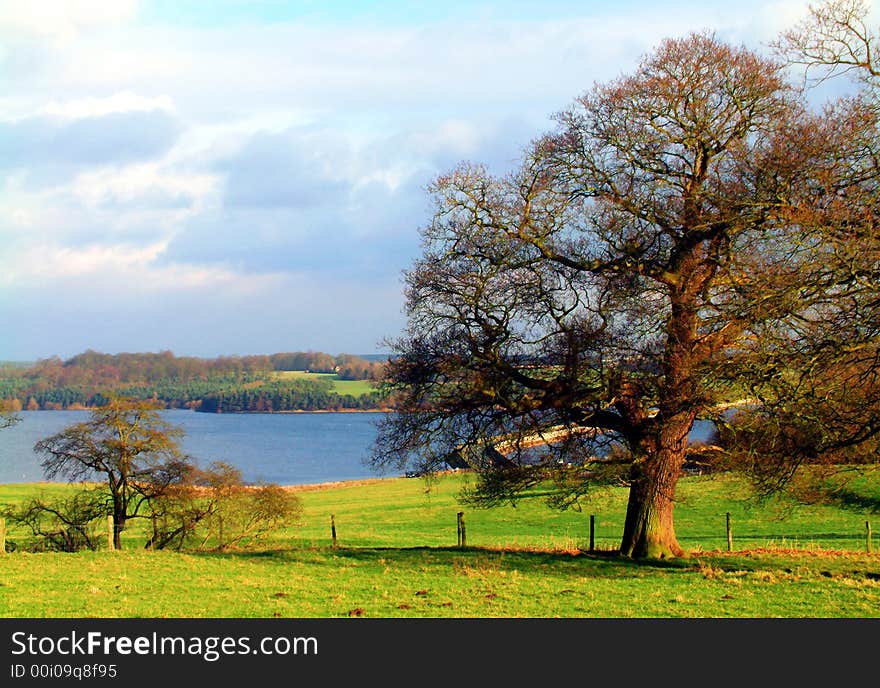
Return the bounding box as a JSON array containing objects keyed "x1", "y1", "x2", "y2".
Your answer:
[
  {"x1": 2, "y1": 490, "x2": 108, "y2": 552},
  {"x1": 146, "y1": 462, "x2": 302, "y2": 551}
]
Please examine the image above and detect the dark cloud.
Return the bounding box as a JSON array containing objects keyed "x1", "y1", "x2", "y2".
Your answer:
[
  {"x1": 158, "y1": 126, "x2": 431, "y2": 277},
  {"x1": 217, "y1": 130, "x2": 349, "y2": 209},
  {"x1": 0, "y1": 109, "x2": 182, "y2": 179},
  {"x1": 158, "y1": 113, "x2": 543, "y2": 286},
  {"x1": 161, "y1": 182, "x2": 424, "y2": 279}
]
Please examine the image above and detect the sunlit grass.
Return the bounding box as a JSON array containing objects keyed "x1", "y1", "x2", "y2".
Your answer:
[
  {"x1": 0, "y1": 472, "x2": 877, "y2": 617},
  {"x1": 272, "y1": 371, "x2": 376, "y2": 397}
]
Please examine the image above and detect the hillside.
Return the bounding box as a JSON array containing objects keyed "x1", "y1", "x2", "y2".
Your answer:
[{"x1": 0, "y1": 350, "x2": 392, "y2": 413}]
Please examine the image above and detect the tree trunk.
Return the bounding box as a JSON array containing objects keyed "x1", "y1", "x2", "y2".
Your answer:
[
  {"x1": 619, "y1": 415, "x2": 692, "y2": 559},
  {"x1": 618, "y1": 255, "x2": 704, "y2": 558},
  {"x1": 113, "y1": 513, "x2": 125, "y2": 550}
]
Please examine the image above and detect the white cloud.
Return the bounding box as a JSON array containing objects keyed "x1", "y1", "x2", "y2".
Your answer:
[
  {"x1": 736, "y1": 1, "x2": 814, "y2": 43},
  {"x1": 10, "y1": 209, "x2": 33, "y2": 227},
  {"x1": 0, "y1": 237, "x2": 289, "y2": 297},
  {"x1": 3, "y1": 4, "x2": 816, "y2": 132},
  {"x1": 0, "y1": 11, "x2": 699, "y2": 125},
  {"x1": 72, "y1": 163, "x2": 219, "y2": 211},
  {"x1": 40, "y1": 91, "x2": 176, "y2": 120},
  {"x1": 0, "y1": 0, "x2": 138, "y2": 41},
  {"x1": 2, "y1": 240, "x2": 167, "y2": 283}
]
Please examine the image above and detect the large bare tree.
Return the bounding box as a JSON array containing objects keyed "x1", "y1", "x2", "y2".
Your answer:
[{"x1": 372, "y1": 32, "x2": 880, "y2": 558}]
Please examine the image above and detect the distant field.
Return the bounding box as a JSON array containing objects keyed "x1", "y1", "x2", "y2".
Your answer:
[
  {"x1": 273, "y1": 370, "x2": 377, "y2": 397},
  {"x1": 0, "y1": 472, "x2": 877, "y2": 617}
]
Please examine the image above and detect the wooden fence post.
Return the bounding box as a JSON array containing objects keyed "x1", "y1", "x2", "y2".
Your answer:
[
  {"x1": 867, "y1": 521, "x2": 873, "y2": 554},
  {"x1": 331, "y1": 514, "x2": 337, "y2": 548},
  {"x1": 0, "y1": 517, "x2": 5, "y2": 555},
  {"x1": 457, "y1": 512, "x2": 466, "y2": 548},
  {"x1": 726, "y1": 512, "x2": 733, "y2": 552},
  {"x1": 589, "y1": 515, "x2": 595, "y2": 553},
  {"x1": 107, "y1": 515, "x2": 115, "y2": 551}
]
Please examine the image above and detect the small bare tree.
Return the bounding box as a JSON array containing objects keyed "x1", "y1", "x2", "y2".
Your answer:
[{"x1": 34, "y1": 398, "x2": 193, "y2": 549}]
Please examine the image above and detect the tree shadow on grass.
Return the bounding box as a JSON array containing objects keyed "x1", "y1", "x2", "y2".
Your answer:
[
  {"x1": 822, "y1": 488, "x2": 880, "y2": 514},
  {"x1": 190, "y1": 544, "x2": 696, "y2": 578},
  {"x1": 680, "y1": 532, "x2": 869, "y2": 542},
  {"x1": 180, "y1": 543, "x2": 880, "y2": 587}
]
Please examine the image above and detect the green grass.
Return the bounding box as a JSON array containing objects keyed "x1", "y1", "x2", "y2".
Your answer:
[
  {"x1": 0, "y1": 472, "x2": 878, "y2": 618},
  {"x1": 273, "y1": 371, "x2": 377, "y2": 397}
]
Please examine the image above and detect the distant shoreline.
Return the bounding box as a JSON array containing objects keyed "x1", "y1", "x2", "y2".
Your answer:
[
  {"x1": 208, "y1": 408, "x2": 391, "y2": 415},
  {"x1": 17, "y1": 407, "x2": 392, "y2": 414}
]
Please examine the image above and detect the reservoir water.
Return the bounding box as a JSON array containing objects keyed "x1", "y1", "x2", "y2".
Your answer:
[
  {"x1": 0, "y1": 410, "x2": 718, "y2": 485},
  {"x1": 0, "y1": 410, "x2": 393, "y2": 485}
]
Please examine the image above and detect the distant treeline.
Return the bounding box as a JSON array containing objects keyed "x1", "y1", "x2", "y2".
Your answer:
[
  {"x1": 197, "y1": 378, "x2": 381, "y2": 413},
  {"x1": 0, "y1": 350, "x2": 390, "y2": 413}
]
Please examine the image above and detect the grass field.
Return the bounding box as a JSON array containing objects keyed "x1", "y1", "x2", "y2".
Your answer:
[
  {"x1": 0, "y1": 472, "x2": 878, "y2": 617},
  {"x1": 273, "y1": 371, "x2": 377, "y2": 397}
]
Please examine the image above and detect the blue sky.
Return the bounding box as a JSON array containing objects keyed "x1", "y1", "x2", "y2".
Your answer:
[{"x1": 0, "y1": 0, "x2": 848, "y2": 360}]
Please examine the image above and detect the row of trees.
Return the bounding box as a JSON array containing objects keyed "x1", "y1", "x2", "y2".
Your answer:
[
  {"x1": 0, "y1": 377, "x2": 386, "y2": 413},
  {"x1": 372, "y1": 0, "x2": 880, "y2": 558},
  {"x1": 2, "y1": 398, "x2": 302, "y2": 552},
  {"x1": 48, "y1": 349, "x2": 384, "y2": 381}
]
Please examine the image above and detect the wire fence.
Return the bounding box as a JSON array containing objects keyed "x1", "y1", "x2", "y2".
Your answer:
[{"x1": 0, "y1": 512, "x2": 875, "y2": 555}]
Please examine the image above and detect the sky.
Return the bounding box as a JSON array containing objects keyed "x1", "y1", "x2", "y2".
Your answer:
[{"x1": 0, "y1": 0, "x2": 854, "y2": 360}]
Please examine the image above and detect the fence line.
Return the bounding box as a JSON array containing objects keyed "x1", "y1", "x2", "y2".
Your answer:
[{"x1": 0, "y1": 511, "x2": 876, "y2": 555}]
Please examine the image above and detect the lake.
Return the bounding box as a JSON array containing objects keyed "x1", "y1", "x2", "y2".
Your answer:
[
  {"x1": 0, "y1": 410, "x2": 394, "y2": 485},
  {"x1": 0, "y1": 410, "x2": 718, "y2": 485}
]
